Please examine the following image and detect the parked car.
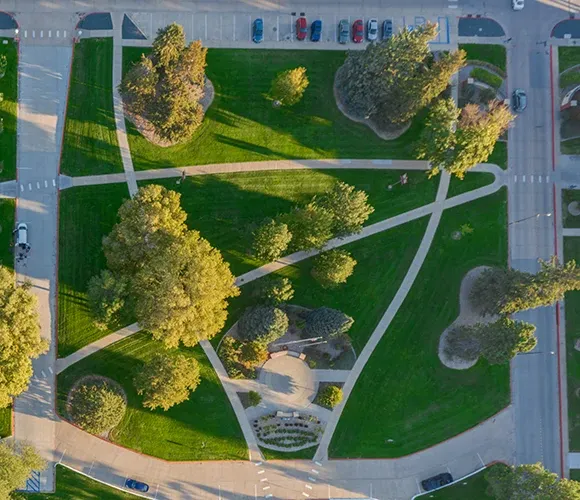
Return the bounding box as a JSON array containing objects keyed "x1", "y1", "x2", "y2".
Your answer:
[
  {"x1": 367, "y1": 18, "x2": 378, "y2": 41},
  {"x1": 421, "y1": 473, "x2": 453, "y2": 492},
  {"x1": 512, "y1": 0, "x2": 524, "y2": 10},
  {"x1": 311, "y1": 20, "x2": 322, "y2": 42},
  {"x1": 382, "y1": 19, "x2": 393, "y2": 40},
  {"x1": 338, "y1": 19, "x2": 349, "y2": 44},
  {"x1": 512, "y1": 89, "x2": 527, "y2": 112},
  {"x1": 296, "y1": 17, "x2": 307, "y2": 40},
  {"x1": 15, "y1": 222, "x2": 29, "y2": 250},
  {"x1": 352, "y1": 19, "x2": 364, "y2": 43},
  {"x1": 125, "y1": 479, "x2": 150, "y2": 493},
  {"x1": 252, "y1": 18, "x2": 264, "y2": 43}
]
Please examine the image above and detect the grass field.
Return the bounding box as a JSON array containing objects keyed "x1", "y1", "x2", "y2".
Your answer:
[
  {"x1": 58, "y1": 184, "x2": 130, "y2": 357},
  {"x1": 562, "y1": 138, "x2": 580, "y2": 155},
  {"x1": 60, "y1": 38, "x2": 123, "y2": 176},
  {"x1": 330, "y1": 188, "x2": 509, "y2": 458},
  {"x1": 560, "y1": 47, "x2": 580, "y2": 73},
  {"x1": 260, "y1": 446, "x2": 317, "y2": 460},
  {"x1": 560, "y1": 69, "x2": 580, "y2": 89},
  {"x1": 57, "y1": 331, "x2": 247, "y2": 461},
  {"x1": 0, "y1": 197, "x2": 13, "y2": 435},
  {"x1": 563, "y1": 190, "x2": 580, "y2": 228},
  {"x1": 0, "y1": 38, "x2": 17, "y2": 182},
  {"x1": 415, "y1": 465, "x2": 501, "y2": 499},
  {"x1": 222, "y1": 216, "x2": 429, "y2": 353},
  {"x1": 124, "y1": 48, "x2": 425, "y2": 171},
  {"x1": 144, "y1": 169, "x2": 438, "y2": 276},
  {"x1": 572, "y1": 469, "x2": 580, "y2": 481},
  {"x1": 448, "y1": 172, "x2": 495, "y2": 198},
  {"x1": 489, "y1": 141, "x2": 507, "y2": 170},
  {"x1": 459, "y1": 44, "x2": 506, "y2": 72},
  {"x1": 565, "y1": 237, "x2": 580, "y2": 450}
]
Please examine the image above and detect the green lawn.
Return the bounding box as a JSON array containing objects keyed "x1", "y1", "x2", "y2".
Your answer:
[
  {"x1": 57, "y1": 331, "x2": 247, "y2": 461},
  {"x1": 0, "y1": 38, "x2": 17, "y2": 181},
  {"x1": 260, "y1": 446, "x2": 316, "y2": 460},
  {"x1": 560, "y1": 69, "x2": 580, "y2": 89},
  {"x1": 560, "y1": 47, "x2": 580, "y2": 73},
  {"x1": 144, "y1": 169, "x2": 437, "y2": 276},
  {"x1": 571, "y1": 469, "x2": 580, "y2": 482},
  {"x1": 60, "y1": 38, "x2": 123, "y2": 176},
  {"x1": 459, "y1": 44, "x2": 506, "y2": 72},
  {"x1": 58, "y1": 184, "x2": 130, "y2": 357},
  {"x1": 330, "y1": 188, "x2": 509, "y2": 458},
  {"x1": 562, "y1": 138, "x2": 580, "y2": 155},
  {"x1": 448, "y1": 172, "x2": 495, "y2": 198},
  {"x1": 26, "y1": 466, "x2": 138, "y2": 499},
  {"x1": 124, "y1": 48, "x2": 425, "y2": 171},
  {"x1": 223, "y1": 216, "x2": 429, "y2": 353},
  {"x1": 563, "y1": 190, "x2": 580, "y2": 228},
  {"x1": 415, "y1": 465, "x2": 501, "y2": 499},
  {"x1": 565, "y1": 237, "x2": 580, "y2": 450},
  {"x1": 489, "y1": 141, "x2": 507, "y2": 170}
]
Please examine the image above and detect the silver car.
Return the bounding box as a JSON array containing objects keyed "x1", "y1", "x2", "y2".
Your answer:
[
  {"x1": 367, "y1": 18, "x2": 378, "y2": 41},
  {"x1": 338, "y1": 19, "x2": 349, "y2": 44}
]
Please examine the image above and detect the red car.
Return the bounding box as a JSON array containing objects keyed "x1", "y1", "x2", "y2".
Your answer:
[
  {"x1": 296, "y1": 17, "x2": 308, "y2": 40},
  {"x1": 352, "y1": 19, "x2": 364, "y2": 43}
]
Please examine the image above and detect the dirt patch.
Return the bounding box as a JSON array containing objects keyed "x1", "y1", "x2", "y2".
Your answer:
[
  {"x1": 438, "y1": 266, "x2": 498, "y2": 370},
  {"x1": 333, "y1": 65, "x2": 410, "y2": 141},
  {"x1": 124, "y1": 77, "x2": 214, "y2": 148}
]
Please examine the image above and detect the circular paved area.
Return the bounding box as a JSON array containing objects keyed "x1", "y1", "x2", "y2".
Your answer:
[{"x1": 259, "y1": 356, "x2": 316, "y2": 406}]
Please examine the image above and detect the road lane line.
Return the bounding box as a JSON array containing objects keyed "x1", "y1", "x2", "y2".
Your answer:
[
  {"x1": 20, "y1": 184, "x2": 23, "y2": 192},
  {"x1": 311, "y1": 469, "x2": 319, "y2": 474},
  {"x1": 257, "y1": 470, "x2": 265, "y2": 475},
  {"x1": 260, "y1": 478, "x2": 268, "y2": 482},
  {"x1": 305, "y1": 484, "x2": 313, "y2": 489},
  {"x1": 263, "y1": 486, "x2": 270, "y2": 490},
  {"x1": 52, "y1": 179, "x2": 56, "y2": 187},
  {"x1": 314, "y1": 461, "x2": 322, "y2": 466},
  {"x1": 302, "y1": 493, "x2": 310, "y2": 498}
]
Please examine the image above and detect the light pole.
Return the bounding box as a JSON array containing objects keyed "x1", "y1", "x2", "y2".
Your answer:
[
  {"x1": 270, "y1": 336, "x2": 323, "y2": 348},
  {"x1": 508, "y1": 212, "x2": 552, "y2": 226}
]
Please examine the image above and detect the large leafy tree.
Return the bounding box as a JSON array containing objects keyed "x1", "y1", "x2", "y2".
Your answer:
[
  {"x1": 238, "y1": 306, "x2": 289, "y2": 345},
  {"x1": 282, "y1": 202, "x2": 334, "y2": 251},
  {"x1": 134, "y1": 353, "x2": 200, "y2": 411},
  {"x1": 312, "y1": 249, "x2": 357, "y2": 288},
  {"x1": 270, "y1": 67, "x2": 309, "y2": 106},
  {"x1": 252, "y1": 219, "x2": 292, "y2": 261},
  {"x1": 0, "y1": 442, "x2": 45, "y2": 499},
  {"x1": 318, "y1": 182, "x2": 374, "y2": 237},
  {"x1": 486, "y1": 462, "x2": 580, "y2": 499},
  {"x1": 255, "y1": 276, "x2": 294, "y2": 305},
  {"x1": 0, "y1": 266, "x2": 48, "y2": 408},
  {"x1": 303, "y1": 307, "x2": 354, "y2": 339},
  {"x1": 338, "y1": 23, "x2": 465, "y2": 130}
]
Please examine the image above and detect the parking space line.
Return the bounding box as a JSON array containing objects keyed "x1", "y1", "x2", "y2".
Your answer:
[
  {"x1": 44, "y1": 180, "x2": 48, "y2": 188},
  {"x1": 531, "y1": 175, "x2": 534, "y2": 183},
  {"x1": 233, "y1": 15, "x2": 236, "y2": 41},
  {"x1": 64, "y1": 30, "x2": 67, "y2": 38},
  {"x1": 220, "y1": 14, "x2": 223, "y2": 41},
  {"x1": 205, "y1": 14, "x2": 208, "y2": 40},
  {"x1": 28, "y1": 183, "x2": 32, "y2": 191},
  {"x1": 56, "y1": 30, "x2": 59, "y2": 38},
  {"x1": 248, "y1": 15, "x2": 252, "y2": 42},
  {"x1": 277, "y1": 16, "x2": 279, "y2": 42},
  {"x1": 523, "y1": 175, "x2": 526, "y2": 182},
  {"x1": 154, "y1": 484, "x2": 159, "y2": 499},
  {"x1": 52, "y1": 179, "x2": 56, "y2": 187}
]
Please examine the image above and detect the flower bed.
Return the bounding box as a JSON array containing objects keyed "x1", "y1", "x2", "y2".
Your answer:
[{"x1": 252, "y1": 413, "x2": 323, "y2": 451}]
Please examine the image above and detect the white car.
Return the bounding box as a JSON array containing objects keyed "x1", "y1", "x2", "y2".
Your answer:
[
  {"x1": 512, "y1": 0, "x2": 524, "y2": 10},
  {"x1": 15, "y1": 222, "x2": 29, "y2": 250},
  {"x1": 367, "y1": 18, "x2": 378, "y2": 41}
]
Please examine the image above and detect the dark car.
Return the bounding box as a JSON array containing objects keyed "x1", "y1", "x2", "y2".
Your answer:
[
  {"x1": 311, "y1": 20, "x2": 322, "y2": 42},
  {"x1": 252, "y1": 18, "x2": 264, "y2": 43},
  {"x1": 296, "y1": 17, "x2": 307, "y2": 40},
  {"x1": 421, "y1": 473, "x2": 453, "y2": 492},
  {"x1": 382, "y1": 19, "x2": 393, "y2": 40},
  {"x1": 352, "y1": 19, "x2": 364, "y2": 43},
  {"x1": 512, "y1": 88, "x2": 527, "y2": 112},
  {"x1": 125, "y1": 479, "x2": 150, "y2": 493}
]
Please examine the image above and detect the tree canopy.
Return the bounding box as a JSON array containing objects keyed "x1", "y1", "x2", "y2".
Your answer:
[
  {"x1": 238, "y1": 306, "x2": 289, "y2": 345},
  {"x1": 255, "y1": 276, "x2": 295, "y2": 305},
  {"x1": 134, "y1": 353, "x2": 201, "y2": 411},
  {"x1": 270, "y1": 67, "x2": 309, "y2": 106},
  {"x1": 312, "y1": 249, "x2": 357, "y2": 288},
  {"x1": 282, "y1": 202, "x2": 334, "y2": 251},
  {"x1": 304, "y1": 307, "x2": 354, "y2": 339},
  {"x1": 337, "y1": 23, "x2": 465, "y2": 130},
  {"x1": 317, "y1": 385, "x2": 343, "y2": 409},
  {"x1": 120, "y1": 23, "x2": 207, "y2": 144},
  {"x1": 0, "y1": 266, "x2": 48, "y2": 408},
  {"x1": 252, "y1": 219, "x2": 292, "y2": 261},
  {"x1": 0, "y1": 442, "x2": 45, "y2": 499}
]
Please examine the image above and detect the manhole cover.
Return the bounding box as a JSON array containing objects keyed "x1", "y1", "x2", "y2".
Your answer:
[{"x1": 569, "y1": 201, "x2": 580, "y2": 216}]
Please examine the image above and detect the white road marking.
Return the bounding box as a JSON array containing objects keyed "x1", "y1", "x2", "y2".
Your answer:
[
  {"x1": 205, "y1": 14, "x2": 208, "y2": 39},
  {"x1": 277, "y1": 16, "x2": 280, "y2": 42},
  {"x1": 32, "y1": 30, "x2": 35, "y2": 39},
  {"x1": 302, "y1": 493, "x2": 310, "y2": 498},
  {"x1": 36, "y1": 182, "x2": 40, "y2": 189},
  {"x1": 52, "y1": 179, "x2": 56, "y2": 187},
  {"x1": 314, "y1": 461, "x2": 322, "y2": 467},
  {"x1": 305, "y1": 484, "x2": 313, "y2": 490},
  {"x1": 233, "y1": 15, "x2": 236, "y2": 41},
  {"x1": 263, "y1": 486, "x2": 270, "y2": 491},
  {"x1": 24, "y1": 30, "x2": 27, "y2": 38},
  {"x1": 48, "y1": 30, "x2": 51, "y2": 38},
  {"x1": 41, "y1": 370, "x2": 46, "y2": 377},
  {"x1": 539, "y1": 176, "x2": 543, "y2": 183},
  {"x1": 260, "y1": 478, "x2": 268, "y2": 482},
  {"x1": 308, "y1": 477, "x2": 317, "y2": 482},
  {"x1": 531, "y1": 175, "x2": 534, "y2": 183},
  {"x1": 28, "y1": 183, "x2": 32, "y2": 191},
  {"x1": 56, "y1": 30, "x2": 60, "y2": 38},
  {"x1": 546, "y1": 175, "x2": 549, "y2": 182},
  {"x1": 255, "y1": 462, "x2": 262, "y2": 466},
  {"x1": 64, "y1": 30, "x2": 67, "y2": 38},
  {"x1": 522, "y1": 175, "x2": 526, "y2": 182},
  {"x1": 265, "y1": 495, "x2": 273, "y2": 499},
  {"x1": 448, "y1": 4, "x2": 458, "y2": 8},
  {"x1": 40, "y1": 30, "x2": 43, "y2": 38},
  {"x1": 514, "y1": 175, "x2": 517, "y2": 183},
  {"x1": 48, "y1": 366, "x2": 53, "y2": 373},
  {"x1": 311, "y1": 469, "x2": 319, "y2": 474},
  {"x1": 88, "y1": 460, "x2": 94, "y2": 474},
  {"x1": 257, "y1": 470, "x2": 265, "y2": 475},
  {"x1": 20, "y1": 184, "x2": 23, "y2": 192},
  {"x1": 44, "y1": 180, "x2": 48, "y2": 188}
]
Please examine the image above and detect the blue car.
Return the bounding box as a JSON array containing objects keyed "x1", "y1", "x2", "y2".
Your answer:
[
  {"x1": 253, "y1": 18, "x2": 264, "y2": 43},
  {"x1": 125, "y1": 479, "x2": 149, "y2": 493},
  {"x1": 311, "y1": 20, "x2": 322, "y2": 42}
]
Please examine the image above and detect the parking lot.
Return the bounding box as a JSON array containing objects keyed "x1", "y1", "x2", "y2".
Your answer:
[{"x1": 127, "y1": 11, "x2": 451, "y2": 47}]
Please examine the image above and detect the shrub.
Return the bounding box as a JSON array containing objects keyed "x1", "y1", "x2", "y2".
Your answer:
[
  {"x1": 248, "y1": 391, "x2": 262, "y2": 407},
  {"x1": 0, "y1": 55, "x2": 7, "y2": 79},
  {"x1": 255, "y1": 276, "x2": 294, "y2": 305},
  {"x1": 252, "y1": 219, "x2": 292, "y2": 261},
  {"x1": 281, "y1": 202, "x2": 334, "y2": 251},
  {"x1": 303, "y1": 307, "x2": 354, "y2": 340},
  {"x1": 238, "y1": 306, "x2": 289, "y2": 345},
  {"x1": 269, "y1": 67, "x2": 309, "y2": 106},
  {"x1": 317, "y1": 385, "x2": 343, "y2": 409},
  {"x1": 470, "y1": 67, "x2": 503, "y2": 89},
  {"x1": 68, "y1": 380, "x2": 126, "y2": 434},
  {"x1": 312, "y1": 249, "x2": 357, "y2": 288},
  {"x1": 239, "y1": 341, "x2": 269, "y2": 369}
]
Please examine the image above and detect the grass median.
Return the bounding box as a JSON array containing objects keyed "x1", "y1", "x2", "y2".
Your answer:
[
  {"x1": 0, "y1": 38, "x2": 17, "y2": 182},
  {"x1": 330, "y1": 188, "x2": 509, "y2": 458}
]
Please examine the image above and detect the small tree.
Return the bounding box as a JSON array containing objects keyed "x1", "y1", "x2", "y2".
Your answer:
[
  {"x1": 444, "y1": 324, "x2": 481, "y2": 361},
  {"x1": 282, "y1": 202, "x2": 334, "y2": 251},
  {"x1": 269, "y1": 67, "x2": 309, "y2": 106},
  {"x1": 68, "y1": 380, "x2": 126, "y2": 434},
  {"x1": 318, "y1": 182, "x2": 374, "y2": 237},
  {"x1": 252, "y1": 219, "x2": 292, "y2": 261},
  {"x1": 239, "y1": 341, "x2": 269, "y2": 369},
  {"x1": 312, "y1": 249, "x2": 357, "y2": 288},
  {"x1": 0, "y1": 442, "x2": 45, "y2": 499},
  {"x1": 87, "y1": 270, "x2": 127, "y2": 330},
  {"x1": 255, "y1": 276, "x2": 294, "y2": 305},
  {"x1": 238, "y1": 306, "x2": 289, "y2": 345},
  {"x1": 248, "y1": 390, "x2": 262, "y2": 407},
  {"x1": 0, "y1": 55, "x2": 7, "y2": 79},
  {"x1": 317, "y1": 385, "x2": 343, "y2": 409},
  {"x1": 303, "y1": 307, "x2": 354, "y2": 340},
  {"x1": 134, "y1": 353, "x2": 201, "y2": 411}
]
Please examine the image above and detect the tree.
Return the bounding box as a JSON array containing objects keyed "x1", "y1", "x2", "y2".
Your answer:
[
  {"x1": 317, "y1": 385, "x2": 343, "y2": 409},
  {"x1": 0, "y1": 55, "x2": 7, "y2": 79},
  {"x1": 152, "y1": 23, "x2": 186, "y2": 71},
  {"x1": 252, "y1": 219, "x2": 292, "y2": 261},
  {"x1": 255, "y1": 276, "x2": 294, "y2": 305},
  {"x1": 486, "y1": 462, "x2": 580, "y2": 499},
  {"x1": 118, "y1": 54, "x2": 158, "y2": 115},
  {"x1": 0, "y1": 266, "x2": 48, "y2": 408},
  {"x1": 421, "y1": 99, "x2": 514, "y2": 179},
  {"x1": 318, "y1": 182, "x2": 374, "y2": 237},
  {"x1": 87, "y1": 270, "x2": 128, "y2": 330},
  {"x1": 303, "y1": 307, "x2": 354, "y2": 340},
  {"x1": 282, "y1": 202, "x2": 334, "y2": 251},
  {"x1": 68, "y1": 380, "x2": 126, "y2": 434},
  {"x1": 269, "y1": 67, "x2": 309, "y2": 106},
  {"x1": 312, "y1": 249, "x2": 357, "y2": 288},
  {"x1": 134, "y1": 353, "x2": 201, "y2": 411},
  {"x1": 0, "y1": 442, "x2": 45, "y2": 499},
  {"x1": 248, "y1": 390, "x2": 262, "y2": 407},
  {"x1": 239, "y1": 341, "x2": 269, "y2": 369},
  {"x1": 338, "y1": 24, "x2": 465, "y2": 130},
  {"x1": 238, "y1": 306, "x2": 289, "y2": 345}
]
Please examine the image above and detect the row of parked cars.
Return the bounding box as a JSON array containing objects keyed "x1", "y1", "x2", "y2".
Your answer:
[{"x1": 252, "y1": 17, "x2": 393, "y2": 43}]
